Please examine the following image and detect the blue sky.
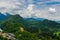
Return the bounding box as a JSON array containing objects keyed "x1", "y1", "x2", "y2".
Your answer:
[{"x1": 0, "y1": 0, "x2": 60, "y2": 21}]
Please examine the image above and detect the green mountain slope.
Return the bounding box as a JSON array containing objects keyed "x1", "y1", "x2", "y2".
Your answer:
[
  {"x1": 0, "y1": 15, "x2": 25, "y2": 33},
  {"x1": 0, "y1": 15, "x2": 60, "y2": 40}
]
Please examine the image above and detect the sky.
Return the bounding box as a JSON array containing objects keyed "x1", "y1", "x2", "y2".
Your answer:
[{"x1": 0, "y1": 0, "x2": 60, "y2": 21}]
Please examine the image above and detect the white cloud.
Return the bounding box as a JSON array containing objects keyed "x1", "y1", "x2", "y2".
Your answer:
[
  {"x1": 19, "y1": 4, "x2": 35, "y2": 18},
  {"x1": 27, "y1": 4, "x2": 34, "y2": 12},
  {"x1": 48, "y1": 8, "x2": 56, "y2": 13},
  {"x1": 0, "y1": 0, "x2": 60, "y2": 21},
  {"x1": 0, "y1": 0, "x2": 24, "y2": 15}
]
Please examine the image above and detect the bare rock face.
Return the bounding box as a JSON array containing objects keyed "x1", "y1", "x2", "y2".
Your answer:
[{"x1": 20, "y1": 27, "x2": 24, "y2": 32}]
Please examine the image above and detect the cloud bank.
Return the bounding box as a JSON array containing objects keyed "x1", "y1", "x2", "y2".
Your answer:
[{"x1": 0, "y1": 0, "x2": 60, "y2": 21}]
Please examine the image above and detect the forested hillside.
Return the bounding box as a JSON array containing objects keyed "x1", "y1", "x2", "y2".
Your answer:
[{"x1": 0, "y1": 15, "x2": 60, "y2": 40}]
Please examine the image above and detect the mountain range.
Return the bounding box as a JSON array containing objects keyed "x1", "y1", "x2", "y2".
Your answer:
[
  {"x1": 0, "y1": 13, "x2": 60, "y2": 40},
  {"x1": 0, "y1": 12, "x2": 60, "y2": 23}
]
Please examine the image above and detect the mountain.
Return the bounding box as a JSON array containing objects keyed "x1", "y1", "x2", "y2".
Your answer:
[
  {"x1": 24, "y1": 18, "x2": 45, "y2": 21},
  {"x1": 0, "y1": 14, "x2": 60, "y2": 40},
  {"x1": 0, "y1": 12, "x2": 11, "y2": 25},
  {"x1": 0, "y1": 14, "x2": 25, "y2": 33},
  {"x1": 0, "y1": 12, "x2": 10, "y2": 20},
  {"x1": 6, "y1": 14, "x2": 24, "y2": 22}
]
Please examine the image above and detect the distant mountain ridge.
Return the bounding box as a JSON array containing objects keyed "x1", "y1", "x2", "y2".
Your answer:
[
  {"x1": 0, "y1": 12, "x2": 60, "y2": 23},
  {"x1": 0, "y1": 12, "x2": 11, "y2": 20},
  {"x1": 24, "y1": 18, "x2": 45, "y2": 21},
  {"x1": 0, "y1": 12, "x2": 45, "y2": 21}
]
